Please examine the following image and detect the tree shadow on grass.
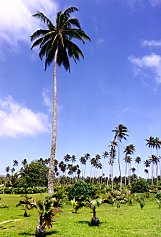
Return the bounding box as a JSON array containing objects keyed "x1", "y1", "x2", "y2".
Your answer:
[
  {"x1": 77, "y1": 220, "x2": 107, "y2": 227},
  {"x1": 18, "y1": 233, "x2": 33, "y2": 236},
  {"x1": 18, "y1": 230, "x2": 59, "y2": 236}
]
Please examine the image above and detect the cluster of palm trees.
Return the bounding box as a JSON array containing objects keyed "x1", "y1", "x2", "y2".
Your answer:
[
  {"x1": 145, "y1": 136, "x2": 161, "y2": 185},
  {"x1": 50, "y1": 126, "x2": 161, "y2": 189}
]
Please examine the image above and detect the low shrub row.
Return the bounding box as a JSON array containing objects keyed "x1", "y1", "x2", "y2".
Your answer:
[{"x1": 0, "y1": 186, "x2": 47, "y2": 194}]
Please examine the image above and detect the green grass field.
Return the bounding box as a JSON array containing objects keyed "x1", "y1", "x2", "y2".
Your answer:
[{"x1": 0, "y1": 194, "x2": 161, "y2": 237}]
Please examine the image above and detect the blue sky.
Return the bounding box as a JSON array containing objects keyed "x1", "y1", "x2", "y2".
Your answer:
[{"x1": 0, "y1": 0, "x2": 161, "y2": 178}]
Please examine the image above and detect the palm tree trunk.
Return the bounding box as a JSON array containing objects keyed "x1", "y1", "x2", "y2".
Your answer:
[
  {"x1": 111, "y1": 164, "x2": 114, "y2": 191},
  {"x1": 117, "y1": 143, "x2": 122, "y2": 190},
  {"x1": 48, "y1": 49, "x2": 58, "y2": 194},
  {"x1": 128, "y1": 163, "x2": 131, "y2": 184},
  {"x1": 125, "y1": 162, "x2": 127, "y2": 186},
  {"x1": 151, "y1": 163, "x2": 154, "y2": 185}
]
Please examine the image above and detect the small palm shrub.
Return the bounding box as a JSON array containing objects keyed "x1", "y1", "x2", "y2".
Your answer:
[
  {"x1": 16, "y1": 195, "x2": 34, "y2": 217},
  {"x1": 90, "y1": 197, "x2": 102, "y2": 226},
  {"x1": 103, "y1": 192, "x2": 115, "y2": 205},
  {"x1": 156, "y1": 192, "x2": 161, "y2": 208},
  {"x1": 135, "y1": 195, "x2": 145, "y2": 209},
  {"x1": 34, "y1": 196, "x2": 61, "y2": 237},
  {"x1": 128, "y1": 195, "x2": 133, "y2": 206}
]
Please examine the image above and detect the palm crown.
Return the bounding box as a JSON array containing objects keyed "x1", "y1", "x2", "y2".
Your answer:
[{"x1": 31, "y1": 7, "x2": 90, "y2": 71}]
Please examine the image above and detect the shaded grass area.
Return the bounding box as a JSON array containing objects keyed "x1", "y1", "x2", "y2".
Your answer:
[{"x1": 0, "y1": 194, "x2": 161, "y2": 237}]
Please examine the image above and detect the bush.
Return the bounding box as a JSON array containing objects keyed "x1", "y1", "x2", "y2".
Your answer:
[
  {"x1": 156, "y1": 191, "x2": 161, "y2": 199},
  {"x1": 68, "y1": 181, "x2": 97, "y2": 201},
  {"x1": 68, "y1": 181, "x2": 97, "y2": 212},
  {"x1": 131, "y1": 179, "x2": 148, "y2": 193}
]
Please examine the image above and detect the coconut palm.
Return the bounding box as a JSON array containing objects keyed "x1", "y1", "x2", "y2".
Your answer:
[
  {"x1": 80, "y1": 153, "x2": 90, "y2": 178},
  {"x1": 144, "y1": 159, "x2": 151, "y2": 180},
  {"x1": 5, "y1": 166, "x2": 10, "y2": 175},
  {"x1": 146, "y1": 136, "x2": 155, "y2": 155},
  {"x1": 112, "y1": 124, "x2": 128, "y2": 189},
  {"x1": 13, "y1": 160, "x2": 19, "y2": 167},
  {"x1": 149, "y1": 155, "x2": 158, "y2": 185},
  {"x1": 80, "y1": 156, "x2": 86, "y2": 179},
  {"x1": 108, "y1": 140, "x2": 117, "y2": 190},
  {"x1": 102, "y1": 151, "x2": 108, "y2": 183},
  {"x1": 31, "y1": 7, "x2": 90, "y2": 194},
  {"x1": 124, "y1": 155, "x2": 132, "y2": 185},
  {"x1": 131, "y1": 167, "x2": 136, "y2": 175},
  {"x1": 135, "y1": 156, "x2": 141, "y2": 180},
  {"x1": 154, "y1": 137, "x2": 161, "y2": 185},
  {"x1": 155, "y1": 137, "x2": 161, "y2": 156}
]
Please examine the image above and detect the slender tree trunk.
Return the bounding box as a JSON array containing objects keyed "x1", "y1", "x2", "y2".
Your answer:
[
  {"x1": 48, "y1": 49, "x2": 58, "y2": 194},
  {"x1": 128, "y1": 163, "x2": 131, "y2": 184},
  {"x1": 137, "y1": 163, "x2": 139, "y2": 180},
  {"x1": 125, "y1": 162, "x2": 127, "y2": 186},
  {"x1": 117, "y1": 143, "x2": 122, "y2": 190},
  {"x1": 151, "y1": 163, "x2": 154, "y2": 185},
  {"x1": 156, "y1": 162, "x2": 158, "y2": 186},
  {"x1": 111, "y1": 164, "x2": 114, "y2": 191}
]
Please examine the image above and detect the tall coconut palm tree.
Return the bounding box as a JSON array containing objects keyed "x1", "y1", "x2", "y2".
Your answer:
[
  {"x1": 124, "y1": 144, "x2": 135, "y2": 186},
  {"x1": 135, "y1": 156, "x2": 141, "y2": 180},
  {"x1": 154, "y1": 137, "x2": 161, "y2": 185},
  {"x1": 149, "y1": 155, "x2": 158, "y2": 185},
  {"x1": 154, "y1": 137, "x2": 161, "y2": 156},
  {"x1": 112, "y1": 124, "x2": 128, "y2": 190},
  {"x1": 108, "y1": 140, "x2": 117, "y2": 190},
  {"x1": 144, "y1": 168, "x2": 149, "y2": 180},
  {"x1": 84, "y1": 153, "x2": 90, "y2": 178},
  {"x1": 146, "y1": 136, "x2": 155, "y2": 155},
  {"x1": 31, "y1": 7, "x2": 90, "y2": 194},
  {"x1": 58, "y1": 161, "x2": 66, "y2": 176},
  {"x1": 101, "y1": 151, "x2": 108, "y2": 184},
  {"x1": 144, "y1": 159, "x2": 151, "y2": 180}
]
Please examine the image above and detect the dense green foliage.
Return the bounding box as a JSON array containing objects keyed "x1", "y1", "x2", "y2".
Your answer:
[
  {"x1": 68, "y1": 181, "x2": 97, "y2": 201},
  {"x1": 131, "y1": 179, "x2": 149, "y2": 193}
]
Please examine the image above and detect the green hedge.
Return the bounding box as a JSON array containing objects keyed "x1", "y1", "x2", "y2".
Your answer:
[{"x1": 0, "y1": 186, "x2": 47, "y2": 194}]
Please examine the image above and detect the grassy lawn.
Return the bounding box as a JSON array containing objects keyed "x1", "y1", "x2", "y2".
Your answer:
[{"x1": 0, "y1": 194, "x2": 161, "y2": 237}]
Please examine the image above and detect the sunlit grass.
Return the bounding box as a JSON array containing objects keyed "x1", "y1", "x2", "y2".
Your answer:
[{"x1": 0, "y1": 194, "x2": 161, "y2": 237}]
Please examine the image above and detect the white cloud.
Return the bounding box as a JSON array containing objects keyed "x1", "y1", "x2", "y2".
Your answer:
[
  {"x1": 128, "y1": 54, "x2": 161, "y2": 83},
  {"x1": 141, "y1": 40, "x2": 161, "y2": 47},
  {"x1": 0, "y1": 96, "x2": 50, "y2": 137},
  {"x1": 0, "y1": 0, "x2": 58, "y2": 47}
]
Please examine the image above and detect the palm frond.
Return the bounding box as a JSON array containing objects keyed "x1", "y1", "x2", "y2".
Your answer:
[
  {"x1": 67, "y1": 40, "x2": 84, "y2": 62},
  {"x1": 31, "y1": 37, "x2": 44, "y2": 50},
  {"x1": 65, "y1": 29, "x2": 91, "y2": 43},
  {"x1": 36, "y1": 200, "x2": 45, "y2": 214},
  {"x1": 57, "y1": 47, "x2": 70, "y2": 72},
  {"x1": 31, "y1": 29, "x2": 49, "y2": 42},
  {"x1": 32, "y1": 12, "x2": 54, "y2": 28},
  {"x1": 45, "y1": 46, "x2": 57, "y2": 70},
  {"x1": 64, "y1": 6, "x2": 78, "y2": 17},
  {"x1": 63, "y1": 18, "x2": 81, "y2": 29}
]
